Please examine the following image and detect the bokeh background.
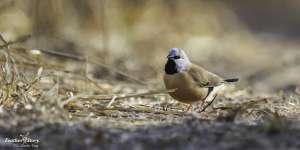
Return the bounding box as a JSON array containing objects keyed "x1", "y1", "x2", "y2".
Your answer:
[{"x1": 1, "y1": 0, "x2": 300, "y2": 93}]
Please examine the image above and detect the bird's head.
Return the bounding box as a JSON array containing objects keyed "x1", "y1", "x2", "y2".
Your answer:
[
  {"x1": 165, "y1": 48, "x2": 191, "y2": 74},
  {"x1": 167, "y1": 48, "x2": 185, "y2": 60}
]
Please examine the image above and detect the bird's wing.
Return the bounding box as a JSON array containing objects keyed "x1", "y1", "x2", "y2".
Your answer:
[{"x1": 188, "y1": 64, "x2": 224, "y2": 87}]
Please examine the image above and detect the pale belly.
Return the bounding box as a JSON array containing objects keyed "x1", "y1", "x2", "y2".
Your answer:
[{"x1": 163, "y1": 73, "x2": 208, "y2": 104}]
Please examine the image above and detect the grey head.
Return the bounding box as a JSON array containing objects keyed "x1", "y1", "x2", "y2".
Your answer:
[{"x1": 165, "y1": 48, "x2": 192, "y2": 75}]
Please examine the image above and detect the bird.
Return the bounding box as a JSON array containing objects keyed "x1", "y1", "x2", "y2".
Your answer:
[{"x1": 163, "y1": 48, "x2": 239, "y2": 112}]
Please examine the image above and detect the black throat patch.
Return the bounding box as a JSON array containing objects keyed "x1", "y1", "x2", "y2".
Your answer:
[{"x1": 165, "y1": 59, "x2": 178, "y2": 75}]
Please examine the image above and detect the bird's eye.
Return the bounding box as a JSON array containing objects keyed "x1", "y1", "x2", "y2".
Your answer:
[{"x1": 174, "y1": 56, "x2": 180, "y2": 59}]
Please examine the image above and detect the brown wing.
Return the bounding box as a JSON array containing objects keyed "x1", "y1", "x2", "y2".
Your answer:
[{"x1": 188, "y1": 64, "x2": 224, "y2": 87}]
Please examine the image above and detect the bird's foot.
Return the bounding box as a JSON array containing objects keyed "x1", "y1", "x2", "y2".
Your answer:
[
  {"x1": 161, "y1": 102, "x2": 170, "y2": 111},
  {"x1": 185, "y1": 104, "x2": 193, "y2": 112}
]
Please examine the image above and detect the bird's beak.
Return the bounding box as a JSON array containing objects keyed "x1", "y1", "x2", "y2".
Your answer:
[{"x1": 167, "y1": 54, "x2": 174, "y2": 59}]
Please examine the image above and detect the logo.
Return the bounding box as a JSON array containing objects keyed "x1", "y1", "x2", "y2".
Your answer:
[{"x1": 1, "y1": 133, "x2": 40, "y2": 148}]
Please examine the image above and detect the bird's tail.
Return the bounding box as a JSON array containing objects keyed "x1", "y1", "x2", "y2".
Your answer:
[{"x1": 224, "y1": 78, "x2": 239, "y2": 83}]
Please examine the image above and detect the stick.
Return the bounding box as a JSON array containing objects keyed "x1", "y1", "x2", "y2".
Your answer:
[
  {"x1": 81, "y1": 88, "x2": 177, "y2": 101},
  {"x1": 87, "y1": 106, "x2": 186, "y2": 116},
  {"x1": 106, "y1": 95, "x2": 117, "y2": 108},
  {"x1": 0, "y1": 34, "x2": 8, "y2": 45},
  {"x1": 9, "y1": 47, "x2": 147, "y2": 85},
  {"x1": 0, "y1": 35, "x2": 31, "y2": 49},
  {"x1": 63, "y1": 88, "x2": 177, "y2": 109},
  {"x1": 0, "y1": 34, "x2": 146, "y2": 85}
]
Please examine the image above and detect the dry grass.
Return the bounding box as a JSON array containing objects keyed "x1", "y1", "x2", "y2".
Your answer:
[{"x1": 0, "y1": 35, "x2": 299, "y2": 132}]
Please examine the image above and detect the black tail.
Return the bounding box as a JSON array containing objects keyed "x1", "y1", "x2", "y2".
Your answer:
[{"x1": 224, "y1": 78, "x2": 239, "y2": 83}]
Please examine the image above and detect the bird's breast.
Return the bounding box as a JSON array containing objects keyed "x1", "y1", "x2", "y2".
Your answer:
[{"x1": 163, "y1": 72, "x2": 208, "y2": 103}]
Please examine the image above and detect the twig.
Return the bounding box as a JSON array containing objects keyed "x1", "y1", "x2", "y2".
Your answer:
[
  {"x1": 106, "y1": 95, "x2": 117, "y2": 108},
  {"x1": 80, "y1": 88, "x2": 177, "y2": 101},
  {"x1": 0, "y1": 34, "x2": 145, "y2": 85},
  {"x1": 88, "y1": 106, "x2": 186, "y2": 116},
  {"x1": 4, "y1": 50, "x2": 140, "y2": 92},
  {"x1": 212, "y1": 97, "x2": 269, "y2": 110},
  {"x1": 0, "y1": 35, "x2": 31, "y2": 50},
  {"x1": 63, "y1": 89, "x2": 177, "y2": 109},
  {"x1": 90, "y1": 59, "x2": 148, "y2": 85},
  {"x1": 0, "y1": 34, "x2": 8, "y2": 45},
  {"x1": 10, "y1": 47, "x2": 147, "y2": 85},
  {"x1": 85, "y1": 77, "x2": 109, "y2": 92}
]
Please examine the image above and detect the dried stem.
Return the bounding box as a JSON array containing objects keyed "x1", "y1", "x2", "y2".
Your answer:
[
  {"x1": 7, "y1": 47, "x2": 147, "y2": 85},
  {"x1": 0, "y1": 35, "x2": 31, "y2": 50},
  {"x1": 80, "y1": 88, "x2": 177, "y2": 101}
]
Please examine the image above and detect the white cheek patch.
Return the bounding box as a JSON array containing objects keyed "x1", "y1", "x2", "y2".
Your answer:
[{"x1": 175, "y1": 59, "x2": 191, "y2": 72}]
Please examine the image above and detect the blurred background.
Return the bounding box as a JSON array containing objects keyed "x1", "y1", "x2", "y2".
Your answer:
[{"x1": 0, "y1": 0, "x2": 299, "y2": 93}]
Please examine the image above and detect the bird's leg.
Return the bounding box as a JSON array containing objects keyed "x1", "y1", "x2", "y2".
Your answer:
[
  {"x1": 161, "y1": 103, "x2": 169, "y2": 111},
  {"x1": 197, "y1": 101, "x2": 204, "y2": 110},
  {"x1": 198, "y1": 94, "x2": 218, "y2": 113},
  {"x1": 185, "y1": 104, "x2": 192, "y2": 112}
]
